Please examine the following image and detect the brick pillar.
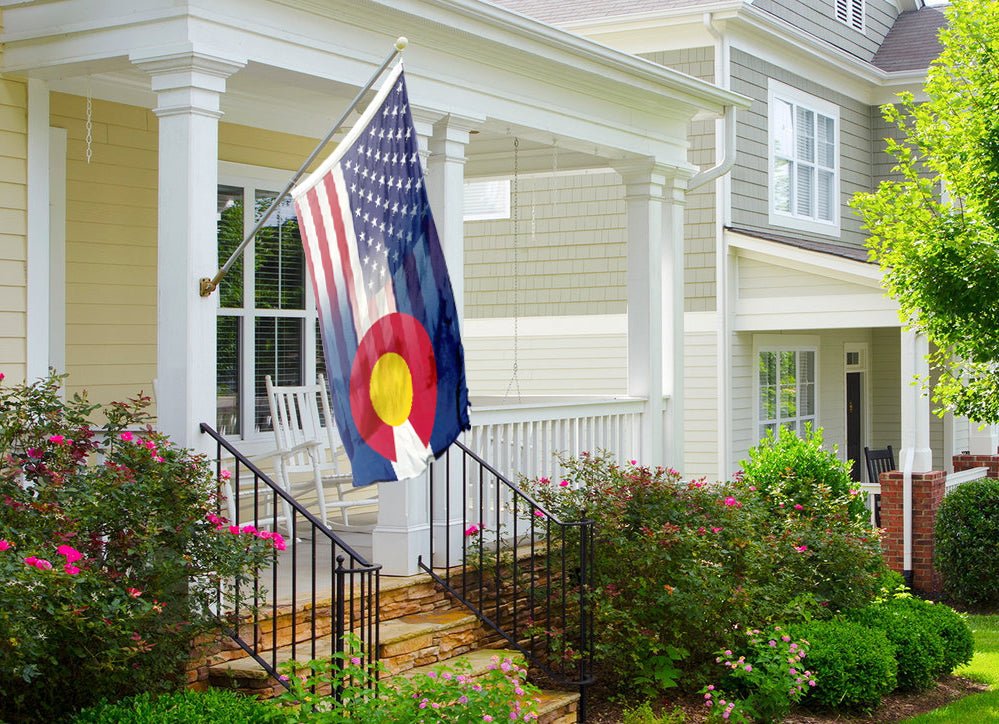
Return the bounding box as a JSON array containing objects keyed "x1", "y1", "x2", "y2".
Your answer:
[
  {"x1": 952, "y1": 453, "x2": 999, "y2": 478},
  {"x1": 879, "y1": 469, "x2": 946, "y2": 594}
]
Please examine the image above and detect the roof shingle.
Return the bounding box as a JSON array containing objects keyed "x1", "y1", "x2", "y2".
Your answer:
[{"x1": 872, "y1": 6, "x2": 947, "y2": 72}]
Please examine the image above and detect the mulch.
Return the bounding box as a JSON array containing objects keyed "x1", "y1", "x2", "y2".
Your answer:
[{"x1": 585, "y1": 675, "x2": 989, "y2": 723}]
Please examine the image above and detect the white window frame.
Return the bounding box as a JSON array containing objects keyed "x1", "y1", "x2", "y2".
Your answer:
[
  {"x1": 753, "y1": 334, "x2": 820, "y2": 442},
  {"x1": 835, "y1": 0, "x2": 866, "y2": 33},
  {"x1": 464, "y1": 178, "x2": 511, "y2": 221},
  {"x1": 767, "y1": 80, "x2": 841, "y2": 237},
  {"x1": 217, "y1": 161, "x2": 319, "y2": 451}
]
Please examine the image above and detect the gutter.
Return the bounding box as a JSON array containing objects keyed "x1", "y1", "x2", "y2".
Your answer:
[{"x1": 689, "y1": 12, "x2": 738, "y2": 191}]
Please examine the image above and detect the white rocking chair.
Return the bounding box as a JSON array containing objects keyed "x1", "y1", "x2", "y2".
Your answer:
[{"x1": 265, "y1": 374, "x2": 376, "y2": 529}]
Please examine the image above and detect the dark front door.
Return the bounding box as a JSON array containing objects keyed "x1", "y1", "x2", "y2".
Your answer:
[{"x1": 847, "y1": 372, "x2": 862, "y2": 481}]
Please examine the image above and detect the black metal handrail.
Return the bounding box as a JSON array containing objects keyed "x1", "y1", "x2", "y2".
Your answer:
[
  {"x1": 420, "y1": 440, "x2": 594, "y2": 720},
  {"x1": 200, "y1": 423, "x2": 381, "y2": 692}
]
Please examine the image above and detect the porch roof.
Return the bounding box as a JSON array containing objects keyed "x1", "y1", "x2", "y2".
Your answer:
[{"x1": 0, "y1": 0, "x2": 747, "y2": 173}]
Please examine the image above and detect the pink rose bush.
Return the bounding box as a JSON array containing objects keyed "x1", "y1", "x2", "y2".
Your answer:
[{"x1": 0, "y1": 373, "x2": 275, "y2": 722}]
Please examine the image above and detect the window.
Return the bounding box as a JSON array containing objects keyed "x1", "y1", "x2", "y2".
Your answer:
[
  {"x1": 768, "y1": 80, "x2": 839, "y2": 235},
  {"x1": 835, "y1": 0, "x2": 865, "y2": 32},
  {"x1": 757, "y1": 348, "x2": 817, "y2": 439},
  {"x1": 216, "y1": 170, "x2": 323, "y2": 439},
  {"x1": 464, "y1": 179, "x2": 510, "y2": 221}
]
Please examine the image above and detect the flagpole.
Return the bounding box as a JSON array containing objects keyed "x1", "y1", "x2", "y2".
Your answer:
[{"x1": 200, "y1": 36, "x2": 409, "y2": 297}]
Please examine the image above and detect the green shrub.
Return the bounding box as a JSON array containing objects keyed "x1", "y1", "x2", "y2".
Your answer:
[
  {"x1": 519, "y1": 439, "x2": 885, "y2": 695},
  {"x1": 848, "y1": 598, "x2": 947, "y2": 691},
  {"x1": 790, "y1": 619, "x2": 896, "y2": 711},
  {"x1": 0, "y1": 375, "x2": 276, "y2": 722},
  {"x1": 935, "y1": 478, "x2": 999, "y2": 606},
  {"x1": 907, "y1": 599, "x2": 974, "y2": 675},
  {"x1": 73, "y1": 690, "x2": 281, "y2": 723},
  {"x1": 740, "y1": 424, "x2": 868, "y2": 522}
]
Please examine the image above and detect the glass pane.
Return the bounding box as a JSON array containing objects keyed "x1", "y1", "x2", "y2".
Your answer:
[
  {"x1": 773, "y1": 99, "x2": 795, "y2": 158},
  {"x1": 773, "y1": 159, "x2": 792, "y2": 213},
  {"x1": 760, "y1": 385, "x2": 777, "y2": 424},
  {"x1": 780, "y1": 351, "x2": 797, "y2": 384},
  {"x1": 315, "y1": 317, "x2": 328, "y2": 383},
  {"x1": 255, "y1": 190, "x2": 305, "y2": 310},
  {"x1": 217, "y1": 186, "x2": 244, "y2": 309},
  {"x1": 800, "y1": 351, "x2": 816, "y2": 383},
  {"x1": 800, "y1": 383, "x2": 815, "y2": 416},
  {"x1": 818, "y1": 115, "x2": 836, "y2": 168},
  {"x1": 796, "y1": 165, "x2": 814, "y2": 217},
  {"x1": 796, "y1": 107, "x2": 815, "y2": 163},
  {"x1": 759, "y1": 351, "x2": 777, "y2": 386},
  {"x1": 255, "y1": 317, "x2": 304, "y2": 432},
  {"x1": 217, "y1": 315, "x2": 241, "y2": 435},
  {"x1": 760, "y1": 423, "x2": 777, "y2": 440},
  {"x1": 818, "y1": 169, "x2": 835, "y2": 221},
  {"x1": 781, "y1": 384, "x2": 797, "y2": 419}
]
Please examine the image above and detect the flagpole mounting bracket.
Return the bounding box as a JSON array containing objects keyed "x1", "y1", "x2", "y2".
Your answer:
[{"x1": 199, "y1": 277, "x2": 217, "y2": 298}]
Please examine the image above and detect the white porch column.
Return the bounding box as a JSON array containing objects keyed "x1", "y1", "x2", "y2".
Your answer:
[
  {"x1": 618, "y1": 161, "x2": 688, "y2": 469},
  {"x1": 969, "y1": 422, "x2": 999, "y2": 455},
  {"x1": 427, "y1": 114, "x2": 480, "y2": 567},
  {"x1": 899, "y1": 328, "x2": 932, "y2": 583},
  {"x1": 132, "y1": 49, "x2": 244, "y2": 450}
]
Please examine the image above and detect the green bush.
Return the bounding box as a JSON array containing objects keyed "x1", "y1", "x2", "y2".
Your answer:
[
  {"x1": 519, "y1": 438, "x2": 885, "y2": 695},
  {"x1": 0, "y1": 375, "x2": 276, "y2": 722},
  {"x1": 740, "y1": 425, "x2": 868, "y2": 522},
  {"x1": 906, "y1": 599, "x2": 974, "y2": 675},
  {"x1": 848, "y1": 597, "x2": 947, "y2": 691},
  {"x1": 790, "y1": 619, "x2": 896, "y2": 711},
  {"x1": 73, "y1": 690, "x2": 281, "y2": 723},
  {"x1": 935, "y1": 478, "x2": 999, "y2": 606}
]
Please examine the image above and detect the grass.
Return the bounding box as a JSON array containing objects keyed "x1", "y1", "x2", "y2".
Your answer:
[{"x1": 903, "y1": 613, "x2": 999, "y2": 723}]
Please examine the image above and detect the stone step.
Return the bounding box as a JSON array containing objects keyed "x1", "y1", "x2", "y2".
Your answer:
[
  {"x1": 207, "y1": 609, "x2": 484, "y2": 695},
  {"x1": 394, "y1": 647, "x2": 526, "y2": 680},
  {"x1": 536, "y1": 689, "x2": 581, "y2": 724}
]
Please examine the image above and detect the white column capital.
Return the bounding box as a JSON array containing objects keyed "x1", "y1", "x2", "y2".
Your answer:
[
  {"x1": 132, "y1": 48, "x2": 245, "y2": 119},
  {"x1": 615, "y1": 158, "x2": 693, "y2": 200}
]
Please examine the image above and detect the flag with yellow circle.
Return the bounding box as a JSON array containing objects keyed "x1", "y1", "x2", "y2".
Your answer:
[{"x1": 292, "y1": 63, "x2": 470, "y2": 486}]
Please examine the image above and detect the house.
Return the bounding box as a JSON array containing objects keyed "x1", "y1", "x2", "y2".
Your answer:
[
  {"x1": 0, "y1": 0, "x2": 746, "y2": 575},
  {"x1": 480, "y1": 0, "x2": 999, "y2": 486}
]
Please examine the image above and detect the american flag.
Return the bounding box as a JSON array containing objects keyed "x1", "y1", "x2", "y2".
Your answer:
[{"x1": 292, "y1": 63, "x2": 469, "y2": 486}]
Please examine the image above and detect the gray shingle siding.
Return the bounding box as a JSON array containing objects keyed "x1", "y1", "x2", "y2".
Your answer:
[
  {"x1": 751, "y1": 0, "x2": 897, "y2": 62},
  {"x1": 730, "y1": 47, "x2": 872, "y2": 251},
  {"x1": 642, "y1": 47, "x2": 718, "y2": 313}
]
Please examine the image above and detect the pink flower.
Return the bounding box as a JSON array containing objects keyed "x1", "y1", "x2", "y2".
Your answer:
[
  {"x1": 629, "y1": 459, "x2": 637, "y2": 465},
  {"x1": 127, "y1": 587, "x2": 143, "y2": 598},
  {"x1": 794, "y1": 503, "x2": 804, "y2": 511},
  {"x1": 464, "y1": 523, "x2": 480, "y2": 536},
  {"x1": 119, "y1": 431, "x2": 134, "y2": 442},
  {"x1": 724, "y1": 496, "x2": 738, "y2": 507},
  {"x1": 240, "y1": 525, "x2": 257, "y2": 535},
  {"x1": 483, "y1": 717, "x2": 493, "y2": 723},
  {"x1": 0, "y1": 372, "x2": 5, "y2": 381},
  {"x1": 0, "y1": 540, "x2": 11, "y2": 551},
  {"x1": 153, "y1": 456, "x2": 164, "y2": 463},
  {"x1": 351, "y1": 656, "x2": 361, "y2": 666},
  {"x1": 558, "y1": 479, "x2": 569, "y2": 487},
  {"x1": 23, "y1": 556, "x2": 38, "y2": 566},
  {"x1": 745, "y1": 664, "x2": 752, "y2": 672},
  {"x1": 28, "y1": 557, "x2": 52, "y2": 570},
  {"x1": 711, "y1": 526, "x2": 723, "y2": 533},
  {"x1": 48, "y1": 435, "x2": 65, "y2": 445},
  {"x1": 26, "y1": 448, "x2": 42, "y2": 459},
  {"x1": 64, "y1": 564, "x2": 81, "y2": 575},
  {"x1": 538, "y1": 477, "x2": 550, "y2": 485},
  {"x1": 794, "y1": 544, "x2": 808, "y2": 552},
  {"x1": 256, "y1": 530, "x2": 273, "y2": 540},
  {"x1": 748, "y1": 485, "x2": 757, "y2": 491},
  {"x1": 228, "y1": 525, "x2": 240, "y2": 535},
  {"x1": 534, "y1": 509, "x2": 544, "y2": 518},
  {"x1": 220, "y1": 469, "x2": 232, "y2": 480},
  {"x1": 57, "y1": 545, "x2": 83, "y2": 563},
  {"x1": 272, "y1": 534, "x2": 287, "y2": 551}
]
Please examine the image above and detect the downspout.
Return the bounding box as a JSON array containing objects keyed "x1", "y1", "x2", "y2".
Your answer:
[{"x1": 692, "y1": 12, "x2": 735, "y2": 481}]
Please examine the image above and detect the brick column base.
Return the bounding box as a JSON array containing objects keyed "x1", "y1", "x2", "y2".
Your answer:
[{"x1": 879, "y1": 469, "x2": 946, "y2": 595}]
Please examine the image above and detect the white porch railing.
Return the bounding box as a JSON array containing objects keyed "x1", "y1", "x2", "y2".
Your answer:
[
  {"x1": 465, "y1": 396, "x2": 646, "y2": 485},
  {"x1": 946, "y1": 466, "x2": 988, "y2": 494}
]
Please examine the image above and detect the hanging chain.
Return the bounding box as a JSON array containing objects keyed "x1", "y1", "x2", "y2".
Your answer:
[
  {"x1": 504, "y1": 137, "x2": 522, "y2": 402},
  {"x1": 85, "y1": 80, "x2": 93, "y2": 164}
]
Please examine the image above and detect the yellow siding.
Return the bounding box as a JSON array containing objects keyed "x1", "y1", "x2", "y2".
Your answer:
[
  {"x1": 50, "y1": 94, "x2": 320, "y2": 409},
  {"x1": 51, "y1": 92, "x2": 158, "y2": 406},
  {"x1": 683, "y1": 331, "x2": 719, "y2": 480},
  {"x1": 0, "y1": 76, "x2": 26, "y2": 383}
]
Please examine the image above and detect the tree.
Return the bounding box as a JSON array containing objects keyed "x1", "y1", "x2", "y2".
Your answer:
[{"x1": 853, "y1": 0, "x2": 999, "y2": 423}]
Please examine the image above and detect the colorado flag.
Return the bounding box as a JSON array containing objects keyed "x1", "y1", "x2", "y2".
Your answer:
[{"x1": 292, "y1": 63, "x2": 470, "y2": 487}]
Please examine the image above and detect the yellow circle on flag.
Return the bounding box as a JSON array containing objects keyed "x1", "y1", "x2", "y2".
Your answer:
[{"x1": 369, "y1": 352, "x2": 414, "y2": 427}]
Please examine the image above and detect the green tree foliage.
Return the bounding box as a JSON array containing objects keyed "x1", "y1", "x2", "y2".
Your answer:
[{"x1": 852, "y1": 0, "x2": 999, "y2": 422}]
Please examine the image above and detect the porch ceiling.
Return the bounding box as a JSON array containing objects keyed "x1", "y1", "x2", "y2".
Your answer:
[{"x1": 0, "y1": 0, "x2": 748, "y2": 171}]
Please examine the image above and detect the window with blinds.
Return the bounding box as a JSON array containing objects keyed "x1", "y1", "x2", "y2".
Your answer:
[
  {"x1": 464, "y1": 179, "x2": 510, "y2": 221},
  {"x1": 835, "y1": 0, "x2": 865, "y2": 32},
  {"x1": 216, "y1": 181, "x2": 317, "y2": 438},
  {"x1": 768, "y1": 80, "x2": 840, "y2": 235}
]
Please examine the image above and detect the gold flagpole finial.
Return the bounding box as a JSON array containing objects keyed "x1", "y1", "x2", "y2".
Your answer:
[{"x1": 395, "y1": 37, "x2": 408, "y2": 51}]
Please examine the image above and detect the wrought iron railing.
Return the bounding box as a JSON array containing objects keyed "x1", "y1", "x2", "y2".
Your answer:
[
  {"x1": 420, "y1": 440, "x2": 594, "y2": 720},
  {"x1": 200, "y1": 423, "x2": 381, "y2": 691}
]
